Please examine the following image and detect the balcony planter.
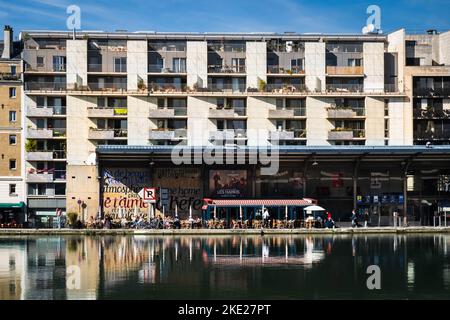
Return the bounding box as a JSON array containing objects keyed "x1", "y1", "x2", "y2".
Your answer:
[{"x1": 114, "y1": 108, "x2": 128, "y2": 116}]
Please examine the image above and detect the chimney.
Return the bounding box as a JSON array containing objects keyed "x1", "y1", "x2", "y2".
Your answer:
[{"x1": 1, "y1": 25, "x2": 13, "y2": 59}]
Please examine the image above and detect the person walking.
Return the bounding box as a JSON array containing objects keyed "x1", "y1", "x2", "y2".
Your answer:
[
  {"x1": 351, "y1": 210, "x2": 358, "y2": 228},
  {"x1": 262, "y1": 208, "x2": 270, "y2": 228},
  {"x1": 364, "y1": 210, "x2": 369, "y2": 228}
]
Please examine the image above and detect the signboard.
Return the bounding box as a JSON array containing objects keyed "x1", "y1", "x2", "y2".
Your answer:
[
  {"x1": 160, "y1": 188, "x2": 169, "y2": 207},
  {"x1": 209, "y1": 170, "x2": 249, "y2": 198},
  {"x1": 139, "y1": 188, "x2": 156, "y2": 203}
]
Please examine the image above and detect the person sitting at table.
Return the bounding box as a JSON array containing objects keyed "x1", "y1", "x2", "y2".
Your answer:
[{"x1": 324, "y1": 212, "x2": 335, "y2": 229}]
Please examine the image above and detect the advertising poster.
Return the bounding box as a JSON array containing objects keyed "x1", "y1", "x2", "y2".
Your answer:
[
  {"x1": 153, "y1": 167, "x2": 203, "y2": 216},
  {"x1": 101, "y1": 168, "x2": 150, "y2": 217},
  {"x1": 209, "y1": 170, "x2": 249, "y2": 198}
]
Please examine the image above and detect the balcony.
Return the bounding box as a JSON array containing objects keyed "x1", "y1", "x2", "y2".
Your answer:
[
  {"x1": 326, "y1": 66, "x2": 364, "y2": 76},
  {"x1": 265, "y1": 84, "x2": 308, "y2": 94},
  {"x1": 149, "y1": 129, "x2": 186, "y2": 140},
  {"x1": 25, "y1": 82, "x2": 67, "y2": 92},
  {"x1": 27, "y1": 173, "x2": 54, "y2": 183},
  {"x1": 27, "y1": 106, "x2": 66, "y2": 117},
  {"x1": 209, "y1": 108, "x2": 246, "y2": 118},
  {"x1": 0, "y1": 73, "x2": 20, "y2": 81},
  {"x1": 209, "y1": 129, "x2": 247, "y2": 140},
  {"x1": 148, "y1": 65, "x2": 186, "y2": 73},
  {"x1": 208, "y1": 65, "x2": 246, "y2": 74},
  {"x1": 325, "y1": 84, "x2": 364, "y2": 94},
  {"x1": 206, "y1": 84, "x2": 247, "y2": 93},
  {"x1": 327, "y1": 108, "x2": 365, "y2": 118},
  {"x1": 413, "y1": 87, "x2": 450, "y2": 97},
  {"x1": 270, "y1": 129, "x2": 306, "y2": 140},
  {"x1": 87, "y1": 107, "x2": 128, "y2": 117},
  {"x1": 27, "y1": 128, "x2": 52, "y2": 139},
  {"x1": 267, "y1": 66, "x2": 305, "y2": 75},
  {"x1": 88, "y1": 64, "x2": 127, "y2": 73},
  {"x1": 413, "y1": 109, "x2": 450, "y2": 119},
  {"x1": 26, "y1": 150, "x2": 66, "y2": 161},
  {"x1": 88, "y1": 128, "x2": 127, "y2": 140},
  {"x1": 414, "y1": 130, "x2": 450, "y2": 141},
  {"x1": 328, "y1": 129, "x2": 365, "y2": 140},
  {"x1": 148, "y1": 83, "x2": 187, "y2": 94},
  {"x1": 268, "y1": 109, "x2": 295, "y2": 119},
  {"x1": 85, "y1": 82, "x2": 127, "y2": 93}
]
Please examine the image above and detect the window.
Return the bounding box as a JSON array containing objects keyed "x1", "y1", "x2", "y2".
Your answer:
[
  {"x1": 53, "y1": 56, "x2": 66, "y2": 71},
  {"x1": 290, "y1": 59, "x2": 303, "y2": 71},
  {"x1": 36, "y1": 96, "x2": 45, "y2": 107},
  {"x1": 55, "y1": 184, "x2": 66, "y2": 195},
  {"x1": 9, "y1": 184, "x2": 17, "y2": 196},
  {"x1": 37, "y1": 56, "x2": 44, "y2": 68},
  {"x1": 172, "y1": 58, "x2": 186, "y2": 73},
  {"x1": 231, "y1": 58, "x2": 245, "y2": 73},
  {"x1": 348, "y1": 59, "x2": 362, "y2": 67},
  {"x1": 114, "y1": 57, "x2": 127, "y2": 72},
  {"x1": 157, "y1": 98, "x2": 165, "y2": 109},
  {"x1": 217, "y1": 98, "x2": 225, "y2": 109},
  {"x1": 384, "y1": 99, "x2": 389, "y2": 116},
  {"x1": 9, "y1": 159, "x2": 17, "y2": 170},
  {"x1": 9, "y1": 87, "x2": 16, "y2": 98},
  {"x1": 9, "y1": 135, "x2": 16, "y2": 145},
  {"x1": 9, "y1": 111, "x2": 16, "y2": 122},
  {"x1": 276, "y1": 99, "x2": 284, "y2": 110},
  {"x1": 384, "y1": 119, "x2": 389, "y2": 138},
  {"x1": 10, "y1": 65, "x2": 16, "y2": 75}
]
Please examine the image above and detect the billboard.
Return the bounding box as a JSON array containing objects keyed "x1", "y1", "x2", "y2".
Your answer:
[
  {"x1": 101, "y1": 168, "x2": 150, "y2": 217},
  {"x1": 209, "y1": 170, "x2": 249, "y2": 198}
]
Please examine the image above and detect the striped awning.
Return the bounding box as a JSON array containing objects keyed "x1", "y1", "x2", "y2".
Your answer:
[{"x1": 202, "y1": 198, "x2": 316, "y2": 210}]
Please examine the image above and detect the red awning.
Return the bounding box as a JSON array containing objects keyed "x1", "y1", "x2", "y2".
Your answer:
[{"x1": 202, "y1": 198, "x2": 316, "y2": 209}]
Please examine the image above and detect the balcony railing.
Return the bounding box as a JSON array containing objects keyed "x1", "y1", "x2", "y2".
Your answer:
[
  {"x1": 413, "y1": 87, "x2": 450, "y2": 97},
  {"x1": 206, "y1": 84, "x2": 247, "y2": 93},
  {"x1": 25, "y1": 82, "x2": 67, "y2": 91},
  {"x1": 27, "y1": 128, "x2": 66, "y2": 138},
  {"x1": 413, "y1": 109, "x2": 450, "y2": 119},
  {"x1": 327, "y1": 107, "x2": 365, "y2": 118},
  {"x1": 0, "y1": 73, "x2": 20, "y2": 81},
  {"x1": 265, "y1": 84, "x2": 308, "y2": 94},
  {"x1": 87, "y1": 107, "x2": 128, "y2": 117},
  {"x1": 148, "y1": 44, "x2": 186, "y2": 52},
  {"x1": 208, "y1": 65, "x2": 246, "y2": 73},
  {"x1": 149, "y1": 128, "x2": 187, "y2": 140},
  {"x1": 148, "y1": 64, "x2": 186, "y2": 73},
  {"x1": 267, "y1": 66, "x2": 305, "y2": 74},
  {"x1": 26, "y1": 150, "x2": 66, "y2": 161},
  {"x1": 88, "y1": 64, "x2": 127, "y2": 73},
  {"x1": 208, "y1": 44, "x2": 246, "y2": 52},
  {"x1": 209, "y1": 129, "x2": 247, "y2": 140},
  {"x1": 27, "y1": 106, "x2": 66, "y2": 117},
  {"x1": 329, "y1": 129, "x2": 365, "y2": 140},
  {"x1": 27, "y1": 169, "x2": 66, "y2": 182},
  {"x1": 414, "y1": 130, "x2": 450, "y2": 140},
  {"x1": 325, "y1": 84, "x2": 364, "y2": 93},
  {"x1": 148, "y1": 83, "x2": 187, "y2": 93},
  {"x1": 86, "y1": 82, "x2": 127, "y2": 92},
  {"x1": 326, "y1": 66, "x2": 364, "y2": 75},
  {"x1": 209, "y1": 108, "x2": 246, "y2": 118},
  {"x1": 270, "y1": 129, "x2": 307, "y2": 140},
  {"x1": 89, "y1": 128, "x2": 127, "y2": 139}
]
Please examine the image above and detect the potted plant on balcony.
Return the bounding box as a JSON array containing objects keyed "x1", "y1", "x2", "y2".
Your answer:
[
  {"x1": 258, "y1": 79, "x2": 267, "y2": 92},
  {"x1": 137, "y1": 78, "x2": 147, "y2": 91},
  {"x1": 25, "y1": 139, "x2": 37, "y2": 152}
]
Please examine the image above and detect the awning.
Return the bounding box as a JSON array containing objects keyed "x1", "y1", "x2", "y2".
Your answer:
[
  {"x1": 0, "y1": 202, "x2": 25, "y2": 209},
  {"x1": 202, "y1": 198, "x2": 316, "y2": 209}
]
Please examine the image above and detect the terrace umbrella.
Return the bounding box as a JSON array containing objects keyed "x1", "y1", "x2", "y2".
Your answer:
[
  {"x1": 189, "y1": 205, "x2": 193, "y2": 220},
  {"x1": 285, "y1": 206, "x2": 288, "y2": 220},
  {"x1": 213, "y1": 205, "x2": 217, "y2": 220},
  {"x1": 175, "y1": 203, "x2": 178, "y2": 218},
  {"x1": 239, "y1": 205, "x2": 243, "y2": 220}
]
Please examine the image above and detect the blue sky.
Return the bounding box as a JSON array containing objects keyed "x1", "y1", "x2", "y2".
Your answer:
[{"x1": 0, "y1": 0, "x2": 449, "y2": 39}]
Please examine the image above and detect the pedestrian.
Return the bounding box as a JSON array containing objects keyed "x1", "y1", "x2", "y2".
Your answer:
[
  {"x1": 351, "y1": 210, "x2": 358, "y2": 228},
  {"x1": 325, "y1": 212, "x2": 335, "y2": 229},
  {"x1": 262, "y1": 208, "x2": 270, "y2": 228},
  {"x1": 364, "y1": 210, "x2": 369, "y2": 228}
]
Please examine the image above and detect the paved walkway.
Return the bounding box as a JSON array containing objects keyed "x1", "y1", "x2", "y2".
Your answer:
[{"x1": 0, "y1": 226, "x2": 449, "y2": 236}]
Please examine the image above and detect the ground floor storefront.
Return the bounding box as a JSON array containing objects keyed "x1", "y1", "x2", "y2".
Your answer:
[
  {"x1": 0, "y1": 202, "x2": 26, "y2": 227},
  {"x1": 94, "y1": 146, "x2": 450, "y2": 227}
]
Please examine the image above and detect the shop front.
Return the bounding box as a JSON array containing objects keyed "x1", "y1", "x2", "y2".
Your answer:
[{"x1": 0, "y1": 202, "x2": 26, "y2": 227}]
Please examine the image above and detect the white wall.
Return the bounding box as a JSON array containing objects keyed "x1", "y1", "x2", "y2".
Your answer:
[
  {"x1": 247, "y1": 97, "x2": 272, "y2": 146},
  {"x1": 0, "y1": 179, "x2": 25, "y2": 203},
  {"x1": 305, "y1": 42, "x2": 325, "y2": 93},
  {"x1": 365, "y1": 97, "x2": 385, "y2": 145},
  {"x1": 246, "y1": 42, "x2": 267, "y2": 89},
  {"x1": 187, "y1": 96, "x2": 213, "y2": 146},
  {"x1": 128, "y1": 96, "x2": 152, "y2": 145},
  {"x1": 186, "y1": 41, "x2": 208, "y2": 88},
  {"x1": 306, "y1": 97, "x2": 332, "y2": 145},
  {"x1": 439, "y1": 31, "x2": 450, "y2": 65},
  {"x1": 363, "y1": 42, "x2": 385, "y2": 93},
  {"x1": 66, "y1": 40, "x2": 88, "y2": 89},
  {"x1": 387, "y1": 29, "x2": 405, "y2": 92},
  {"x1": 127, "y1": 40, "x2": 148, "y2": 91}
]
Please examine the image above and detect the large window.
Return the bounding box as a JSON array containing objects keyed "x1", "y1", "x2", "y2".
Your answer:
[
  {"x1": 172, "y1": 58, "x2": 186, "y2": 73},
  {"x1": 114, "y1": 57, "x2": 127, "y2": 72}
]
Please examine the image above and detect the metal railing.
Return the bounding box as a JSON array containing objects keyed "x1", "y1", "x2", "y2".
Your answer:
[
  {"x1": 267, "y1": 66, "x2": 305, "y2": 74},
  {"x1": 206, "y1": 84, "x2": 247, "y2": 93},
  {"x1": 86, "y1": 82, "x2": 128, "y2": 92},
  {"x1": 208, "y1": 65, "x2": 246, "y2": 73},
  {"x1": 0, "y1": 73, "x2": 20, "y2": 81},
  {"x1": 51, "y1": 128, "x2": 66, "y2": 137},
  {"x1": 148, "y1": 64, "x2": 186, "y2": 73},
  {"x1": 148, "y1": 83, "x2": 187, "y2": 93},
  {"x1": 148, "y1": 43, "x2": 186, "y2": 51},
  {"x1": 413, "y1": 87, "x2": 450, "y2": 96},
  {"x1": 413, "y1": 109, "x2": 450, "y2": 119},
  {"x1": 414, "y1": 130, "x2": 450, "y2": 140},
  {"x1": 25, "y1": 82, "x2": 67, "y2": 91},
  {"x1": 88, "y1": 63, "x2": 127, "y2": 73},
  {"x1": 325, "y1": 84, "x2": 364, "y2": 93},
  {"x1": 208, "y1": 44, "x2": 246, "y2": 52},
  {"x1": 326, "y1": 66, "x2": 364, "y2": 75},
  {"x1": 330, "y1": 128, "x2": 366, "y2": 138},
  {"x1": 265, "y1": 84, "x2": 308, "y2": 93}
]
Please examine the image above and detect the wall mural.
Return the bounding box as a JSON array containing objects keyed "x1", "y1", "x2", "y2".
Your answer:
[{"x1": 101, "y1": 168, "x2": 150, "y2": 217}]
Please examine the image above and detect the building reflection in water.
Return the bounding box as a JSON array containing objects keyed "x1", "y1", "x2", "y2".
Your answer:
[{"x1": 0, "y1": 234, "x2": 449, "y2": 299}]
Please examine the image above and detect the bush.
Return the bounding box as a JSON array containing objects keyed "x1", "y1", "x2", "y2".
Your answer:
[
  {"x1": 25, "y1": 139, "x2": 37, "y2": 152},
  {"x1": 67, "y1": 212, "x2": 78, "y2": 227}
]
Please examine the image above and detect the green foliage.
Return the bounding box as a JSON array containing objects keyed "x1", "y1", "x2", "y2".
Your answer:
[{"x1": 25, "y1": 139, "x2": 37, "y2": 152}]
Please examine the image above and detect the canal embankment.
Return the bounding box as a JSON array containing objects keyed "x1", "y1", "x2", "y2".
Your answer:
[{"x1": 0, "y1": 226, "x2": 450, "y2": 236}]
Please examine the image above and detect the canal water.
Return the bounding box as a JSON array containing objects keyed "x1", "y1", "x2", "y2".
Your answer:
[{"x1": 0, "y1": 234, "x2": 449, "y2": 299}]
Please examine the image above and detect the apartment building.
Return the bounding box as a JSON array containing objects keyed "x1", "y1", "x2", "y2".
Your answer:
[
  {"x1": 0, "y1": 26, "x2": 25, "y2": 225},
  {"x1": 20, "y1": 29, "x2": 450, "y2": 226}
]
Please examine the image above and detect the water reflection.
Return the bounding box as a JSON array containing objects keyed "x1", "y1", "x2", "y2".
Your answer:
[{"x1": 0, "y1": 234, "x2": 449, "y2": 299}]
